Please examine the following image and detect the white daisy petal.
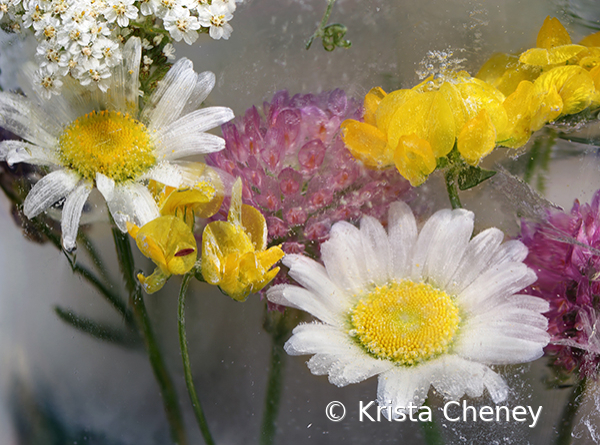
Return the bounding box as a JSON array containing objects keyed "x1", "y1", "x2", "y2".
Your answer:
[
  {"x1": 105, "y1": 182, "x2": 160, "y2": 232},
  {"x1": 140, "y1": 162, "x2": 184, "y2": 188},
  {"x1": 156, "y1": 133, "x2": 226, "y2": 160},
  {"x1": 458, "y1": 262, "x2": 537, "y2": 312},
  {"x1": 411, "y1": 208, "x2": 474, "y2": 286},
  {"x1": 156, "y1": 106, "x2": 234, "y2": 137},
  {"x1": 359, "y1": 215, "x2": 391, "y2": 285},
  {"x1": 267, "y1": 284, "x2": 341, "y2": 326},
  {"x1": 388, "y1": 201, "x2": 417, "y2": 279},
  {"x1": 95, "y1": 172, "x2": 115, "y2": 202},
  {"x1": 180, "y1": 71, "x2": 216, "y2": 116},
  {"x1": 320, "y1": 221, "x2": 369, "y2": 295},
  {"x1": 491, "y1": 239, "x2": 529, "y2": 264},
  {"x1": 447, "y1": 227, "x2": 504, "y2": 294},
  {"x1": 145, "y1": 58, "x2": 194, "y2": 111},
  {"x1": 377, "y1": 367, "x2": 430, "y2": 417},
  {"x1": 2, "y1": 140, "x2": 60, "y2": 166},
  {"x1": 109, "y1": 36, "x2": 142, "y2": 109},
  {"x1": 281, "y1": 254, "x2": 352, "y2": 317},
  {"x1": 0, "y1": 92, "x2": 59, "y2": 147},
  {"x1": 61, "y1": 181, "x2": 93, "y2": 252},
  {"x1": 455, "y1": 329, "x2": 547, "y2": 364},
  {"x1": 286, "y1": 324, "x2": 392, "y2": 386},
  {"x1": 430, "y1": 356, "x2": 509, "y2": 403},
  {"x1": 144, "y1": 59, "x2": 199, "y2": 132},
  {"x1": 23, "y1": 169, "x2": 81, "y2": 218}
]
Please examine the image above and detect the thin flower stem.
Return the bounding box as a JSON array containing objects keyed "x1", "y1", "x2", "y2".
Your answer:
[
  {"x1": 78, "y1": 231, "x2": 113, "y2": 282},
  {"x1": 420, "y1": 400, "x2": 445, "y2": 445},
  {"x1": 444, "y1": 169, "x2": 463, "y2": 209},
  {"x1": 259, "y1": 333, "x2": 287, "y2": 445},
  {"x1": 555, "y1": 377, "x2": 587, "y2": 445},
  {"x1": 36, "y1": 219, "x2": 136, "y2": 327},
  {"x1": 177, "y1": 273, "x2": 215, "y2": 445},
  {"x1": 71, "y1": 261, "x2": 135, "y2": 327},
  {"x1": 112, "y1": 227, "x2": 188, "y2": 445}
]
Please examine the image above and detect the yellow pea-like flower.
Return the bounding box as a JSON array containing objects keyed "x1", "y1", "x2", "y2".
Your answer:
[
  {"x1": 457, "y1": 109, "x2": 496, "y2": 165},
  {"x1": 201, "y1": 178, "x2": 284, "y2": 302},
  {"x1": 393, "y1": 134, "x2": 436, "y2": 187},
  {"x1": 363, "y1": 87, "x2": 387, "y2": 126},
  {"x1": 477, "y1": 53, "x2": 541, "y2": 97},
  {"x1": 128, "y1": 216, "x2": 198, "y2": 294},
  {"x1": 341, "y1": 119, "x2": 391, "y2": 169},
  {"x1": 342, "y1": 71, "x2": 510, "y2": 185},
  {"x1": 533, "y1": 65, "x2": 596, "y2": 115},
  {"x1": 519, "y1": 16, "x2": 585, "y2": 66}
]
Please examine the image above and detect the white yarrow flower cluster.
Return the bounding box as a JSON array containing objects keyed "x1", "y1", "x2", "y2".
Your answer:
[
  {"x1": 268, "y1": 203, "x2": 550, "y2": 417},
  {"x1": 0, "y1": 0, "x2": 240, "y2": 95}
]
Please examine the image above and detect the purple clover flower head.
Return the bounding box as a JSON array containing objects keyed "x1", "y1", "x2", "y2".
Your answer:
[
  {"x1": 207, "y1": 90, "x2": 412, "y2": 304},
  {"x1": 520, "y1": 190, "x2": 600, "y2": 379}
]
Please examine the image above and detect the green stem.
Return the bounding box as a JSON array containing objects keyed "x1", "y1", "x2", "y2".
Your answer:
[
  {"x1": 420, "y1": 400, "x2": 445, "y2": 445},
  {"x1": 35, "y1": 218, "x2": 135, "y2": 328},
  {"x1": 112, "y1": 228, "x2": 188, "y2": 445},
  {"x1": 78, "y1": 232, "x2": 112, "y2": 282},
  {"x1": 444, "y1": 170, "x2": 463, "y2": 209},
  {"x1": 72, "y1": 261, "x2": 136, "y2": 328},
  {"x1": 177, "y1": 273, "x2": 215, "y2": 445},
  {"x1": 306, "y1": 0, "x2": 337, "y2": 49},
  {"x1": 259, "y1": 333, "x2": 287, "y2": 445},
  {"x1": 555, "y1": 378, "x2": 588, "y2": 445}
]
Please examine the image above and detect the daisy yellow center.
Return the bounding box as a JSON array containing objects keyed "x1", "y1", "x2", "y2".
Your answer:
[
  {"x1": 350, "y1": 280, "x2": 460, "y2": 366},
  {"x1": 58, "y1": 110, "x2": 156, "y2": 182}
]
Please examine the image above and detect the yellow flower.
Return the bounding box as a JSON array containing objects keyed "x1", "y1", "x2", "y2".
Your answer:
[
  {"x1": 128, "y1": 216, "x2": 198, "y2": 294},
  {"x1": 129, "y1": 170, "x2": 225, "y2": 294},
  {"x1": 393, "y1": 134, "x2": 436, "y2": 187},
  {"x1": 342, "y1": 72, "x2": 509, "y2": 185},
  {"x1": 153, "y1": 164, "x2": 225, "y2": 224},
  {"x1": 501, "y1": 65, "x2": 597, "y2": 148},
  {"x1": 201, "y1": 178, "x2": 285, "y2": 301},
  {"x1": 476, "y1": 53, "x2": 540, "y2": 96},
  {"x1": 501, "y1": 80, "x2": 562, "y2": 148},
  {"x1": 519, "y1": 16, "x2": 586, "y2": 66}
]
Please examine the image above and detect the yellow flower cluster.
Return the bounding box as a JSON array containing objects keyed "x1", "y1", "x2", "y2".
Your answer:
[
  {"x1": 128, "y1": 178, "x2": 219, "y2": 294},
  {"x1": 129, "y1": 168, "x2": 283, "y2": 298},
  {"x1": 342, "y1": 17, "x2": 600, "y2": 186},
  {"x1": 478, "y1": 16, "x2": 600, "y2": 149}
]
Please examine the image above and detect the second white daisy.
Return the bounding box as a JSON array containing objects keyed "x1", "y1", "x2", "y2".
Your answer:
[{"x1": 267, "y1": 202, "x2": 550, "y2": 416}]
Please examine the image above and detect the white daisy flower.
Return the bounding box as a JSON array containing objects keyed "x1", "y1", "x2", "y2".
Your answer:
[
  {"x1": 0, "y1": 37, "x2": 234, "y2": 251},
  {"x1": 267, "y1": 203, "x2": 550, "y2": 417}
]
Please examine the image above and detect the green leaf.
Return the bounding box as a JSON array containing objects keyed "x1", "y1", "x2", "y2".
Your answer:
[
  {"x1": 54, "y1": 306, "x2": 141, "y2": 349},
  {"x1": 321, "y1": 24, "x2": 351, "y2": 51},
  {"x1": 457, "y1": 166, "x2": 496, "y2": 191}
]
